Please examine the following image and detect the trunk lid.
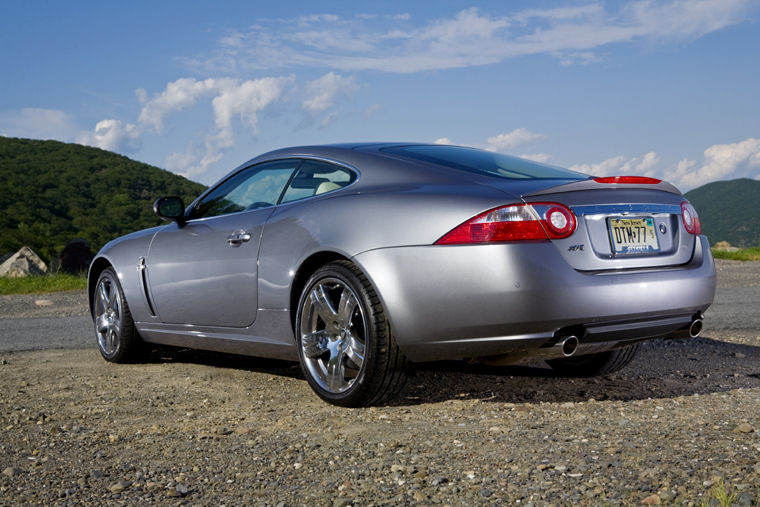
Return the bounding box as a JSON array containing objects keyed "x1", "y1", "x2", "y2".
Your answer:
[{"x1": 519, "y1": 182, "x2": 694, "y2": 271}]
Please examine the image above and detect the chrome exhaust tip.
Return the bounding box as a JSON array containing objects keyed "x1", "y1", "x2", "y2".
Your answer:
[
  {"x1": 561, "y1": 335, "x2": 579, "y2": 357},
  {"x1": 689, "y1": 319, "x2": 703, "y2": 338}
]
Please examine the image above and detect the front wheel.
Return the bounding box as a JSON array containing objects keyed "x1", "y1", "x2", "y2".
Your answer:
[
  {"x1": 295, "y1": 261, "x2": 410, "y2": 407},
  {"x1": 93, "y1": 267, "x2": 144, "y2": 363},
  {"x1": 545, "y1": 344, "x2": 640, "y2": 377}
]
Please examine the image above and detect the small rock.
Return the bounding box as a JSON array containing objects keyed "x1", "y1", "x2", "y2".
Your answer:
[
  {"x1": 479, "y1": 488, "x2": 493, "y2": 498},
  {"x1": 641, "y1": 493, "x2": 661, "y2": 505},
  {"x1": 2, "y1": 467, "x2": 20, "y2": 477},
  {"x1": 413, "y1": 491, "x2": 427, "y2": 501},
  {"x1": 90, "y1": 470, "x2": 104, "y2": 479},
  {"x1": 108, "y1": 480, "x2": 131, "y2": 493},
  {"x1": 333, "y1": 498, "x2": 353, "y2": 507},
  {"x1": 34, "y1": 299, "x2": 53, "y2": 307},
  {"x1": 736, "y1": 492, "x2": 754, "y2": 506},
  {"x1": 734, "y1": 352, "x2": 746, "y2": 359},
  {"x1": 734, "y1": 423, "x2": 753, "y2": 433},
  {"x1": 175, "y1": 483, "x2": 190, "y2": 496}
]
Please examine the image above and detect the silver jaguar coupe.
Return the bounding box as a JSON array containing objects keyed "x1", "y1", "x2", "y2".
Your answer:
[{"x1": 88, "y1": 143, "x2": 716, "y2": 406}]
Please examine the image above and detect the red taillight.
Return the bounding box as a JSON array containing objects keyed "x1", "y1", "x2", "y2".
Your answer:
[
  {"x1": 681, "y1": 201, "x2": 701, "y2": 235},
  {"x1": 435, "y1": 202, "x2": 576, "y2": 245},
  {"x1": 593, "y1": 176, "x2": 662, "y2": 184},
  {"x1": 544, "y1": 205, "x2": 576, "y2": 238}
]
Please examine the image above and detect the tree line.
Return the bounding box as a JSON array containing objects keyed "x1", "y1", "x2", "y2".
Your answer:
[{"x1": 0, "y1": 137, "x2": 207, "y2": 263}]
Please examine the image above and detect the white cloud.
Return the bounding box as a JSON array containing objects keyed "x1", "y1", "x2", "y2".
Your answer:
[
  {"x1": 0, "y1": 108, "x2": 78, "y2": 141},
  {"x1": 570, "y1": 151, "x2": 661, "y2": 177},
  {"x1": 185, "y1": 1, "x2": 752, "y2": 74},
  {"x1": 138, "y1": 77, "x2": 224, "y2": 133},
  {"x1": 664, "y1": 138, "x2": 760, "y2": 189},
  {"x1": 180, "y1": 76, "x2": 292, "y2": 176},
  {"x1": 432, "y1": 130, "x2": 546, "y2": 153},
  {"x1": 76, "y1": 119, "x2": 141, "y2": 153},
  {"x1": 569, "y1": 139, "x2": 760, "y2": 191},
  {"x1": 83, "y1": 76, "x2": 294, "y2": 176},
  {"x1": 520, "y1": 153, "x2": 551, "y2": 163},
  {"x1": 302, "y1": 72, "x2": 359, "y2": 114},
  {"x1": 365, "y1": 103, "x2": 381, "y2": 116},
  {"x1": 484, "y1": 128, "x2": 545, "y2": 152}
]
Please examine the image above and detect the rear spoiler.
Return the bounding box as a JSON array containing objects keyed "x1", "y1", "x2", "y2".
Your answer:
[{"x1": 523, "y1": 177, "x2": 682, "y2": 198}]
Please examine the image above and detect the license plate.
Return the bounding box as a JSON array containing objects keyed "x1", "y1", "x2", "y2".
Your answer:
[{"x1": 607, "y1": 217, "x2": 660, "y2": 255}]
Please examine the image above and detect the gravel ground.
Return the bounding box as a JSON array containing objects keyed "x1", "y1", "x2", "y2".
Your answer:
[
  {"x1": 0, "y1": 290, "x2": 88, "y2": 319},
  {"x1": 0, "y1": 260, "x2": 759, "y2": 505}
]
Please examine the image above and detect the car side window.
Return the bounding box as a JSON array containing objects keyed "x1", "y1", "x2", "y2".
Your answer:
[
  {"x1": 192, "y1": 160, "x2": 299, "y2": 219},
  {"x1": 280, "y1": 160, "x2": 355, "y2": 204}
]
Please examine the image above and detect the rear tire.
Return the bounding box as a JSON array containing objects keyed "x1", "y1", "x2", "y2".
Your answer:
[
  {"x1": 93, "y1": 267, "x2": 145, "y2": 363},
  {"x1": 295, "y1": 261, "x2": 410, "y2": 407},
  {"x1": 545, "y1": 344, "x2": 640, "y2": 377}
]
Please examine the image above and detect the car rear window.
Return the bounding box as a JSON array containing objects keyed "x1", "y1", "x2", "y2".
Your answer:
[{"x1": 381, "y1": 145, "x2": 587, "y2": 180}]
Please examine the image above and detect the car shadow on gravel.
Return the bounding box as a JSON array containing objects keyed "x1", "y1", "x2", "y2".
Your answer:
[
  {"x1": 140, "y1": 337, "x2": 760, "y2": 407},
  {"x1": 398, "y1": 337, "x2": 760, "y2": 406},
  {"x1": 143, "y1": 347, "x2": 305, "y2": 380}
]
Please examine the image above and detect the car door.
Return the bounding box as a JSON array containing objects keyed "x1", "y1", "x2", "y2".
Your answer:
[{"x1": 146, "y1": 159, "x2": 299, "y2": 327}]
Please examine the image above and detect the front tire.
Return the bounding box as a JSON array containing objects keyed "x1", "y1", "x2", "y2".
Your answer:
[
  {"x1": 545, "y1": 344, "x2": 640, "y2": 377},
  {"x1": 295, "y1": 261, "x2": 409, "y2": 407},
  {"x1": 93, "y1": 267, "x2": 144, "y2": 363}
]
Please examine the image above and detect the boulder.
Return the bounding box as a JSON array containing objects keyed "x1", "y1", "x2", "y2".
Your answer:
[
  {"x1": 713, "y1": 240, "x2": 739, "y2": 252},
  {"x1": 56, "y1": 238, "x2": 93, "y2": 274},
  {"x1": 0, "y1": 246, "x2": 48, "y2": 277}
]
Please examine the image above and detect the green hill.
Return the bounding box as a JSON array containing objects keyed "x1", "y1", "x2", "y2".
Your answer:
[
  {"x1": 0, "y1": 137, "x2": 207, "y2": 263},
  {"x1": 685, "y1": 178, "x2": 760, "y2": 248}
]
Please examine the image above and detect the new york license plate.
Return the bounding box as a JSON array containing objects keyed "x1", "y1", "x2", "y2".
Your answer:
[{"x1": 607, "y1": 217, "x2": 660, "y2": 255}]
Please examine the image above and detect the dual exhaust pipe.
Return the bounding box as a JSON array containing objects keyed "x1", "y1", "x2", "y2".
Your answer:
[
  {"x1": 557, "y1": 314, "x2": 703, "y2": 358},
  {"x1": 477, "y1": 315, "x2": 704, "y2": 366}
]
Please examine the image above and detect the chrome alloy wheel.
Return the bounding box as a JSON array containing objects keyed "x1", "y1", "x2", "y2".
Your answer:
[
  {"x1": 95, "y1": 275, "x2": 122, "y2": 356},
  {"x1": 299, "y1": 278, "x2": 367, "y2": 394}
]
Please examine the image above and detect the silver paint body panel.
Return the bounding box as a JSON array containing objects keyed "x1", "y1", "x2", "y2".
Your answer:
[{"x1": 89, "y1": 144, "x2": 716, "y2": 363}]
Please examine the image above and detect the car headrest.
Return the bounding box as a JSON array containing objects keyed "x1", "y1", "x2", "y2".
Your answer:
[{"x1": 315, "y1": 181, "x2": 341, "y2": 195}]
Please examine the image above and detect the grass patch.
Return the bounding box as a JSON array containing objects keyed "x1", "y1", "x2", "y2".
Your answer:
[
  {"x1": 0, "y1": 273, "x2": 87, "y2": 295},
  {"x1": 712, "y1": 246, "x2": 760, "y2": 261},
  {"x1": 701, "y1": 480, "x2": 759, "y2": 507}
]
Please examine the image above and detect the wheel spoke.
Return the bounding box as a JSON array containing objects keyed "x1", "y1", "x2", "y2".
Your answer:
[
  {"x1": 302, "y1": 330, "x2": 329, "y2": 359},
  {"x1": 96, "y1": 314, "x2": 109, "y2": 334},
  {"x1": 106, "y1": 329, "x2": 116, "y2": 352},
  {"x1": 325, "y1": 348, "x2": 347, "y2": 391},
  {"x1": 345, "y1": 332, "x2": 365, "y2": 368},
  {"x1": 108, "y1": 284, "x2": 117, "y2": 310},
  {"x1": 98, "y1": 282, "x2": 110, "y2": 308},
  {"x1": 310, "y1": 284, "x2": 337, "y2": 323},
  {"x1": 336, "y1": 289, "x2": 358, "y2": 327}
]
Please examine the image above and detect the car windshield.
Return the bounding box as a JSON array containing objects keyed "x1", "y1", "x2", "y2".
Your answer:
[{"x1": 382, "y1": 145, "x2": 587, "y2": 180}]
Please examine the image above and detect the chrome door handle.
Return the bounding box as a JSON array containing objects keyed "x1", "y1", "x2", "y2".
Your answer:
[{"x1": 226, "y1": 230, "x2": 252, "y2": 247}]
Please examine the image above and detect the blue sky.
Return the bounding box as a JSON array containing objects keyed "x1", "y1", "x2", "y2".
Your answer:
[{"x1": 1, "y1": 0, "x2": 759, "y2": 190}]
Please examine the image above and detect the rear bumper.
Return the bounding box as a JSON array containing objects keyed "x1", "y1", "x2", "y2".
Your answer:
[{"x1": 353, "y1": 235, "x2": 715, "y2": 362}]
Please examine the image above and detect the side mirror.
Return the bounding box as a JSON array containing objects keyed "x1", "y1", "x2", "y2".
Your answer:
[{"x1": 154, "y1": 196, "x2": 185, "y2": 225}]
